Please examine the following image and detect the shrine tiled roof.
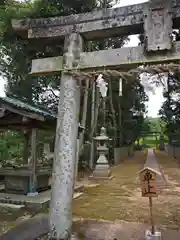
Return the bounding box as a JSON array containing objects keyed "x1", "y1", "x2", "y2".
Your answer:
[{"x1": 0, "y1": 96, "x2": 57, "y2": 120}]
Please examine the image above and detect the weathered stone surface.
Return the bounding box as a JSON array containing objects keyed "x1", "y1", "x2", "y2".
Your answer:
[
  {"x1": 0, "y1": 167, "x2": 51, "y2": 194},
  {"x1": 11, "y1": 1, "x2": 180, "y2": 40},
  {"x1": 12, "y1": 3, "x2": 145, "y2": 31},
  {"x1": 49, "y1": 33, "x2": 83, "y2": 238},
  {"x1": 30, "y1": 56, "x2": 63, "y2": 75},
  {"x1": 30, "y1": 41, "x2": 180, "y2": 74},
  {"x1": 144, "y1": 0, "x2": 173, "y2": 52},
  {"x1": 27, "y1": 13, "x2": 143, "y2": 40},
  {"x1": 78, "y1": 42, "x2": 180, "y2": 70}
]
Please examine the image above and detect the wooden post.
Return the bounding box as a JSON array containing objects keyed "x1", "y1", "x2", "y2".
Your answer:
[
  {"x1": 23, "y1": 131, "x2": 29, "y2": 164},
  {"x1": 50, "y1": 33, "x2": 83, "y2": 240},
  {"x1": 139, "y1": 167, "x2": 160, "y2": 235},
  {"x1": 149, "y1": 196, "x2": 155, "y2": 235},
  {"x1": 29, "y1": 128, "x2": 37, "y2": 194}
]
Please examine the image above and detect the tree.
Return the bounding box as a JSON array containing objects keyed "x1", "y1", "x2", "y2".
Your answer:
[{"x1": 159, "y1": 72, "x2": 180, "y2": 143}]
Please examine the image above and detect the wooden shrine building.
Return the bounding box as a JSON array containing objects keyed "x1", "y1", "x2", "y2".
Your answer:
[{"x1": 0, "y1": 96, "x2": 56, "y2": 194}]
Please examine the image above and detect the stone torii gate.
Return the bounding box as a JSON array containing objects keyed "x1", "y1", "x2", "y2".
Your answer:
[{"x1": 12, "y1": 0, "x2": 180, "y2": 238}]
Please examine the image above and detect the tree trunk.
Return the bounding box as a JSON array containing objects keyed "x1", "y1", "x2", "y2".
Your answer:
[
  {"x1": 79, "y1": 79, "x2": 90, "y2": 155},
  {"x1": 90, "y1": 88, "x2": 101, "y2": 139},
  {"x1": 118, "y1": 97, "x2": 122, "y2": 146},
  {"x1": 167, "y1": 74, "x2": 172, "y2": 144},
  {"x1": 108, "y1": 77, "x2": 117, "y2": 146},
  {"x1": 79, "y1": 40, "x2": 91, "y2": 153},
  {"x1": 89, "y1": 81, "x2": 96, "y2": 169},
  {"x1": 74, "y1": 85, "x2": 81, "y2": 182},
  {"x1": 50, "y1": 33, "x2": 83, "y2": 240}
]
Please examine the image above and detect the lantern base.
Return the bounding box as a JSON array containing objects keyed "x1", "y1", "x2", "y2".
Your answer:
[
  {"x1": 27, "y1": 192, "x2": 39, "y2": 197},
  {"x1": 91, "y1": 162, "x2": 111, "y2": 179},
  {"x1": 145, "y1": 230, "x2": 161, "y2": 240}
]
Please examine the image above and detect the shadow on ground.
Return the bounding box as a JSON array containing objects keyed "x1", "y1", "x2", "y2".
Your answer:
[{"x1": 1, "y1": 216, "x2": 180, "y2": 240}]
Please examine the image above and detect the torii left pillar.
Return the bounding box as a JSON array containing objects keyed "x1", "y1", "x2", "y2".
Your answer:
[{"x1": 50, "y1": 33, "x2": 83, "y2": 239}]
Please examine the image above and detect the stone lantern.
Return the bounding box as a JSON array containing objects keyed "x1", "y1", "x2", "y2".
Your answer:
[{"x1": 91, "y1": 127, "x2": 112, "y2": 180}]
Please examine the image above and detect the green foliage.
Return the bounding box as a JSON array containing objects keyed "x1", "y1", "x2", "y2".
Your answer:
[
  {"x1": 0, "y1": 0, "x2": 149, "y2": 162},
  {"x1": 158, "y1": 30, "x2": 180, "y2": 142},
  {"x1": 159, "y1": 72, "x2": 180, "y2": 142},
  {"x1": 0, "y1": 131, "x2": 24, "y2": 164},
  {"x1": 146, "y1": 117, "x2": 162, "y2": 133},
  {"x1": 120, "y1": 76, "x2": 148, "y2": 144}
]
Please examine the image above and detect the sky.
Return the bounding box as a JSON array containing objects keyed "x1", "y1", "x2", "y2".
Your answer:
[{"x1": 0, "y1": 0, "x2": 165, "y2": 118}]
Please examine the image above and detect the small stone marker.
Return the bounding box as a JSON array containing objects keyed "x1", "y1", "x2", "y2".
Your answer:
[{"x1": 139, "y1": 167, "x2": 162, "y2": 240}]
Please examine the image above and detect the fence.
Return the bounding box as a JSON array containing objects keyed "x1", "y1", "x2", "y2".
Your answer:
[
  {"x1": 114, "y1": 145, "x2": 134, "y2": 165},
  {"x1": 166, "y1": 144, "x2": 180, "y2": 159}
]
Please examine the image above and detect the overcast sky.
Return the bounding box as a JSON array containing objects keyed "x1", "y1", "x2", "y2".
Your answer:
[{"x1": 0, "y1": 0, "x2": 164, "y2": 118}]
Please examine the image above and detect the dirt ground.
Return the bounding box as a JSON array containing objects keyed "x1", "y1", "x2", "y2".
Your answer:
[
  {"x1": 1, "y1": 150, "x2": 180, "y2": 239},
  {"x1": 73, "y1": 150, "x2": 180, "y2": 230},
  {"x1": 0, "y1": 207, "x2": 42, "y2": 235},
  {"x1": 37, "y1": 220, "x2": 180, "y2": 240}
]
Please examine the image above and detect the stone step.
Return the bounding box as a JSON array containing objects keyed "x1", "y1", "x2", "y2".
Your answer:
[{"x1": 0, "y1": 184, "x2": 84, "y2": 209}]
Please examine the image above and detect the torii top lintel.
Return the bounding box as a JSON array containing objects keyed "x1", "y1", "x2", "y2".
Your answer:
[
  {"x1": 12, "y1": 0, "x2": 180, "y2": 41},
  {"x1": 11, "y1": 0, "x2": 180, "y2": 73}
]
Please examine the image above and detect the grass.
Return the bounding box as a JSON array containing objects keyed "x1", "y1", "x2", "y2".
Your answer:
[
  {"x1": 136, "y1": 135, "x2": 168, "y2": 148},
  {"x1": 73, "y1": 150, "x2": 180, "y2": 229},
  {"x1": 73, "y1": 151, "x2": 148, "y2": 221},
  {"x1": 1, "y1": 149, "x2": 180, "y2": 236}
]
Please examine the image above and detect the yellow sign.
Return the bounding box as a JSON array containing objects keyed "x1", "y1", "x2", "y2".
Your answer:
[{"x1": 139, "y1": 168, "x2": 160, "y2": 197}]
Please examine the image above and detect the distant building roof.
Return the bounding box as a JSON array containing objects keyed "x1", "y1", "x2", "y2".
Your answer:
[{"x1": 0, "y1": 96, "x2": 57, "y2": 121}]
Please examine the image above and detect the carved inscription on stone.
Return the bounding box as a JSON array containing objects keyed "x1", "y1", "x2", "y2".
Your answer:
[{"x1": 144, "y1": 1, "x2": 173, "y2": 52}]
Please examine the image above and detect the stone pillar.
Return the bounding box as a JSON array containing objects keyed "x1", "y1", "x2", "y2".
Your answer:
[
  {"x1": 28, "y1": 128, "x2": 38, "y2": 196},
  {"x1": 50, "y1": 33, "x2": 83, "y2": 240}
]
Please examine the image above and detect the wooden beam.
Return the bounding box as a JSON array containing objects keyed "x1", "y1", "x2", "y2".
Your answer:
[
  {"x1": 30, "y1": 41, "x2": 180, "y2": 75},
  {"x1": 12, "y1": 1, "x2": 180, "y2": 40}
]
